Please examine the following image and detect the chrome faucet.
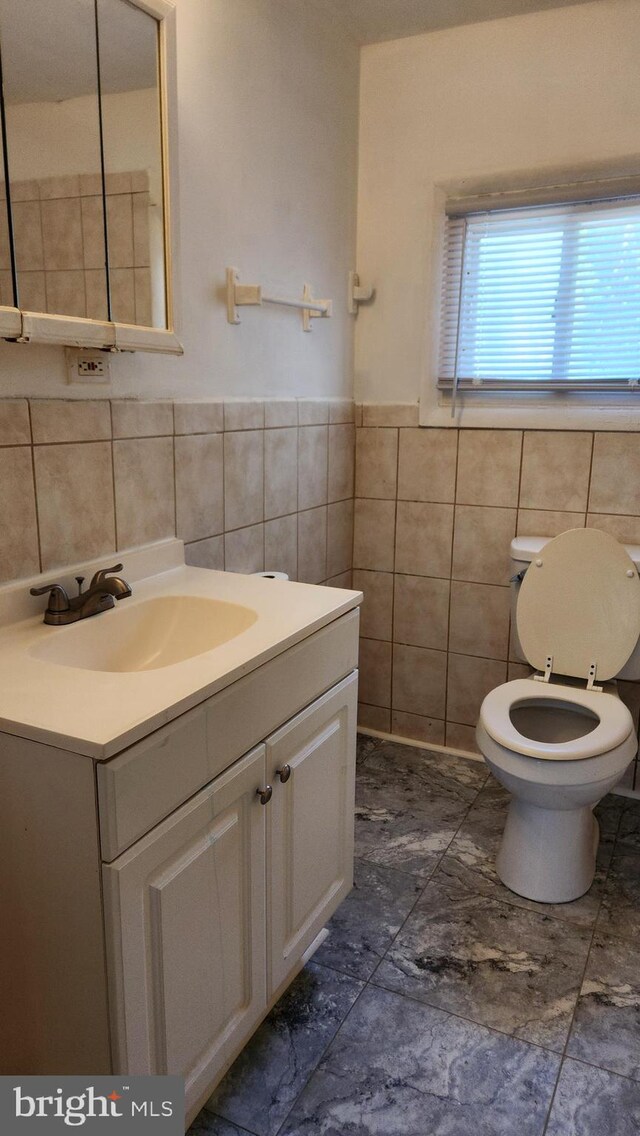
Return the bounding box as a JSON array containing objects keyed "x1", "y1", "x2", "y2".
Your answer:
[{"x1": 30, "y1": 564, "x2": 132, "y2": 626}]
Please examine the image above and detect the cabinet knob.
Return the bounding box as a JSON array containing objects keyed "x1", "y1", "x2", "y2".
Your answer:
[
  {"x1": 276, "y1": 764, "x2": 291, "y2": 783},
  {"x1": 256, "y1": 785, "x2": 273, "y2": 805}
]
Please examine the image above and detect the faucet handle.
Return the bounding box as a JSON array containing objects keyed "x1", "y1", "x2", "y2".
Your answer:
[
  {"x1": 89, "y1": 563, "x2": 124, "y2": 588},
  {"x1": 30, "y1": 583, "x2": 71, "y2": 612}
]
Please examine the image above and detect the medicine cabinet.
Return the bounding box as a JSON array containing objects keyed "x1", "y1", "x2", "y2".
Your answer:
[{"x1": 0, "y1": 0, "x2": 181, "y2": 353}]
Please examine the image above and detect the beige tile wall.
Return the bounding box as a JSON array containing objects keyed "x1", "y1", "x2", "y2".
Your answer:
[
  {"x1": 0, "y1": 172, "x2": 151, "y2": 324},
  {"x1": 0, "y1": 397, "x2": 355, "y2": 592},
  {"x1": 354, "y1": 404, "x2": 640, "y2": 788},
  {"x1": 8, "y1": 392, "x2": 637, "y2": 783}
]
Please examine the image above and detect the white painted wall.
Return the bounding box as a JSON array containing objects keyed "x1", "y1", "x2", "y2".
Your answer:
[
  {"x1": 355, "y1": 0, "x2": 640, "y2": 412},
  {"x1": 0, "y1": 0, "x2": 359, "y2": 399}
]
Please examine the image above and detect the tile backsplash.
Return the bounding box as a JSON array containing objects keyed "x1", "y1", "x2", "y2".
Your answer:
[
  {"x1": 353, "y1": 404, "x2": 640, "y2": 789},
  {"x1": 0, "y1": 397, "x2": 355, "y2": 590},
  {"x1": 4, "y1": 392, "x2": 639, "y2": 786}
]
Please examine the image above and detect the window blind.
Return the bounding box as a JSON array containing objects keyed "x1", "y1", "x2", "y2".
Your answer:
[{"x1": 438, "y1": 197, "x2": 640, "y2": 394}]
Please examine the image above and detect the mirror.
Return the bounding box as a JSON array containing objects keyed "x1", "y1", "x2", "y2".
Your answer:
[
  {"x1": 0, "y1": 0, "x2": 173, "y2": 339},
  {"x1": 96, "y1": 0, "x2": 166, "y2": 328},
  {"x1": 0, "y1": 0, "x2": 107, "y2": 319},
  {"x1": 0, "y1": 107, "x2": 15, "y2": 311}
]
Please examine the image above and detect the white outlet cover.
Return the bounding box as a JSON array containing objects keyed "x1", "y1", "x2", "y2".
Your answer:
[{"x1": 66, "y1": 347, "x2": 111, "y2": 384}]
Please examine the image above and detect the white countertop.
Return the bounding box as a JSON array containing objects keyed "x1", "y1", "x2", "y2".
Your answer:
[{"x1": 0, "y1": 542, "x2": 361, "y2": 759}]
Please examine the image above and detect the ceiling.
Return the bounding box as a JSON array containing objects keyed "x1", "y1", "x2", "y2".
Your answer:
[
  {"x1": 0, "y1": 0, "x2": 157, "y2": 105},
  {"x1": 1, "y1": 0, "x2": 604, "y2": 104},
  {"x1": 326, "y1": 0, "x2": 601, "y2": 44}
]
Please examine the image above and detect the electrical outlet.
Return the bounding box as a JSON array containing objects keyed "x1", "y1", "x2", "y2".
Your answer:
[
  {"x1": 78, "y1": 358, "x2": 105, "y2": 377},
  {"x1": 66, "y1": 348, "x2": 111, "y2": 384}
]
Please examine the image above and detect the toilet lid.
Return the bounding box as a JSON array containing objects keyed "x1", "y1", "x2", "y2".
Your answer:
[{"x1": 517, "y1": 528, "x2": 640, "y2": 681}]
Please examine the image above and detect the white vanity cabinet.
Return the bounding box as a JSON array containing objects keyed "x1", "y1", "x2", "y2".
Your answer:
[
  {"x1": 103, "y1": 673, "x2": 357, "y2": 1118},
  {"x1": 0, "y1": 603, "x2": 359, "y2": 1127}
]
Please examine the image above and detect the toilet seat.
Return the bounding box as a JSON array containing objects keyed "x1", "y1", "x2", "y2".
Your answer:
[
  {"x1": 516, "y1": 528, "x2": 640, "y2": 682},
  {"x1": 480, "y1": 678, "x2": 634, "y2": 761}
]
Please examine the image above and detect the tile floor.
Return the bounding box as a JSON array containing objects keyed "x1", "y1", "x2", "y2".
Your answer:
[{"x1": 189, "y1": 734, "x2": 640, "y2": 1136}]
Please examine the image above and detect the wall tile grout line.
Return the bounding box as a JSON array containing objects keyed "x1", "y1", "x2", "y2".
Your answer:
[
  {"x1": 221, "y1": 428, "x2": 227, "y2": 570},
  {"x1": 261, "y1": 413, "x2": 267, "y2": 573},
  {"x1": 443, "y1": 426, "x2": 461, "y2": 744},
  {"x1": 388, "y1": 426, "x2": 400, "y2": 730},
  {"x1": 297, "y1": 424, "x2": 303, "y2": 581},
  {"x1": 322, "y1": 425, "x2": 329, "y2": 581},
  {"x1": 25, "y1": 399, "x2": 43, "y2": 573},
  {"x1": 507, "y1": 430, "x2": 527, "y2": 683},
  {"x1": 109, "y1": 400, "x2": 119, "y2": 553},
  {"x1": 350, "y1": 422, "x2": 357, "y2": 592},
  {"x1": 171, "y1": 401, "x2": 178, "y2": 544},
  {"x1": 584, "y1": 430, "x2": 597, "y2": 521}
]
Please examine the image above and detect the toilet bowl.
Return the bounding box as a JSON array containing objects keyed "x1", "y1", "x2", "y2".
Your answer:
[{"x1": 476, "y1": 528, "x2": 640, "y2": 904}]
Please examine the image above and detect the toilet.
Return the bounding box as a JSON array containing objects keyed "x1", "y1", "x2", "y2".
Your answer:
[{"x1": 476, "y1": 527, "x2": 640, "y2": 904}]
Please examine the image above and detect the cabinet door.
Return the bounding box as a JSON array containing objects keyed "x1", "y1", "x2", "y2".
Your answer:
[
  {"x1": 103, "y1": 745, "x2": 268, "y2": 1113},
  {"x1": 267, "y1": 672, "x2": 357, "y2": 994}
]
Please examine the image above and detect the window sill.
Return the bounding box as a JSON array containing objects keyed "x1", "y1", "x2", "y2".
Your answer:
[{"x1": 420, "y1": 391, "x2": 640, "y2": 431}]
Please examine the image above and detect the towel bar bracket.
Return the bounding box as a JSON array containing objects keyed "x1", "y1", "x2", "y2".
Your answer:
[
  {"x1": 226, "y1": 267, "x2": 331, "y2": 331},
  {"x1": 347, "y1": 270, "x2": 375, "y2": 315}
]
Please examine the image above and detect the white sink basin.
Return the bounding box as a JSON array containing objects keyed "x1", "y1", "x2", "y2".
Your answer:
[
  {"x1": 30, "y1": 595, "x2": 258, "y2": 672},
  {"x1": 0, "y1": 541, "x2": 361, "y2": 757}
]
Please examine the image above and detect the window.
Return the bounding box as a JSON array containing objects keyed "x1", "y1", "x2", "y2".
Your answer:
[{"x1": 438, "y1": 197, "x2": 640, "y2": 399}]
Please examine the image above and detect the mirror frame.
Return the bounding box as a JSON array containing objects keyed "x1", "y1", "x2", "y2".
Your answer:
[{"x1": 0, "y1": 0, "x2": 182, "y2": 355}]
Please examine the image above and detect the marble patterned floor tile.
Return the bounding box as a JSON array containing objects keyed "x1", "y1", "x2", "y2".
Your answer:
[
  {"x1": 279, "y1": 984, "x2": 560, "y2": 1136},
  {"x1": 355, "y1": 807, "x2": 461, "y2": 879},
  {"x1": 363, "y1": 737, "x2": 488, "y2": 797},
  {"x1": 545, "y1": 1058, "x2": 640, "y2": 1136},
  {"x1": 474, "y1": 775, "x2": 510, "y2": 804},
  {"x1": 356, "y1": 732, "x2": 383, "y2": 765},
  {"x1": 596, "y1": 847, "x2": 640, "y2": 942},
  {"x1": 436, "y1": 851, "x2": 610, "y2": 933},
  {"x1": 373, "y1": 874, "x2": 591, "y2": 1051},
  {"x1": 616, "y1": 798, "x2": 640, "y2": 851},
  {"x1": 441, "y1": 787, "x2": 612, "y2": 929},
  {"x1": 567, "y1": 931, "x2": 640, "y2": 1080},
  {"x1": 354, "y1": 743, "x2": 486, "y2": 877},
  {"x1": 199, "y1": 963, "x2": 362, "y2": 1136},
  {"x1": 188, "y1": 1115, "x2": 254, "y2": 1136},
  {"x1": 595, "y1": 792, "x2": 626, "y2": 840},
  {"x1": 313, "y1": 858, "x2": 424, "y2": 980}
]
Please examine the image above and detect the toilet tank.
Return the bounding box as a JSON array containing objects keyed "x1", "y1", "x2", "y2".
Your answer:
[{"x1": 510, "y1": 535, "x2": 640, "y2": 680}]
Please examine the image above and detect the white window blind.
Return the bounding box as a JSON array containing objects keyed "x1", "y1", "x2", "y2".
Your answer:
[{"x1": 438, "y1": 197, "x2": 640, "y2": 396}]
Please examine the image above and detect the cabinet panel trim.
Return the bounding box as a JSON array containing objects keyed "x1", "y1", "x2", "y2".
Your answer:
[
  {"x1": 267, "y1": 672, "x2": 358, "y2": 993},
  {"x1": 103, "y1": 745, "x2": 267, "y2": 1105}
]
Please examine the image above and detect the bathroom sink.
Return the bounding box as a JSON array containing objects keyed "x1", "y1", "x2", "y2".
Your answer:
[
  {"x1": 30, "y1": 595, "x2": 258, "y2": 672},
  {"x1": 0, "y1": 541, "x2": 361, "y2": 757}
]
